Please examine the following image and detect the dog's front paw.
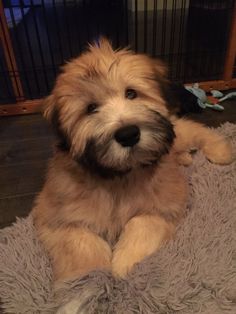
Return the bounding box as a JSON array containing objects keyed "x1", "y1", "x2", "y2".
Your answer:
[
  {"x1": 112, "y1": 257, "x2": 132, "y2": 279},
  {"x1": 112, "y1": 250, "x2": 140, "y2": 278},
  {"x1": 203, "y1": 139, "x2": 233, "y2": 165}
]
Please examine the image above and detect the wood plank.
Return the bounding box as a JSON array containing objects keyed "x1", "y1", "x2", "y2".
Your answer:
[
  {"x1": 0, "y1": 114, "x2": 54, "y2": 141},
  {"x1": 1, "y1": 77, "x2": 236, "y2": 117},
  {"x1": 0, "y1": 161, "x2": 48, "y2": 198},
  {"x1": 0, "y1": 193, "x2": 36, "y2": 228},
  {"x1": 0, "y1": 100, "x2": 43, "y2": 116},
  {"x1": 0, "y1": 113, "x2": 45, "y2": 126},
  {"x1": 185, "y1": 78, "x2": 236, "y2": 92},
  {"x1": 0, "y1": 137, "x2": 53, "y2": 166}
]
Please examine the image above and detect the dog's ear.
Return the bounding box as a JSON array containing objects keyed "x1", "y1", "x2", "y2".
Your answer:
[
  {"x1": 152, "y1": 59, "x2": 198, "y2": 115},
  {"x1": 43, "y1": 94, "x2": 56, "y2": 122},
  {"x1": 43, "y1": 94, "x2": 60, "y2": 131},
  {"x1": 152, "y1": 59, "x2": 180, "y2": 115},
  {"x1": 43, "y1": 94, "x2": 71, "y2": 151},
  {"x1": 153, "y1": 59, "x2": 168, "y2": 79}
]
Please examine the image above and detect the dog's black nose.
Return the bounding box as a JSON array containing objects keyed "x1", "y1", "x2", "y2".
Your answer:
[{"x1": 114, "y1": 125, "x2": 140, "y2": 147}]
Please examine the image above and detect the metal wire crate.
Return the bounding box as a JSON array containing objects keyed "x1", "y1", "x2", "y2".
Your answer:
[{"x1": 0, "y1": 0, "x2": 235, "y2": 115}]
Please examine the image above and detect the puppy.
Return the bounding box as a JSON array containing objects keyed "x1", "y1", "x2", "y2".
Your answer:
[{"x1": 32, "y1": 38, "x2": 232, "y2": 285}]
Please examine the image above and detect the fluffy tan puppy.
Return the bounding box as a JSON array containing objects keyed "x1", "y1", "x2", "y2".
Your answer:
[{"x1": 32, "y1": 39, "x2": 232, "y2": 286}]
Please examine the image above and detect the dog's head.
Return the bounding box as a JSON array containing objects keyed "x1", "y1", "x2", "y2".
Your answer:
[{"x1": 45, "y1": 38, "x2": 175, "y2": 178}]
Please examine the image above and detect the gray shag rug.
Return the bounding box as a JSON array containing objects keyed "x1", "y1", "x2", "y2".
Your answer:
[{"x1": 0, "y1": 122, "x2": 236, "y2": 314}]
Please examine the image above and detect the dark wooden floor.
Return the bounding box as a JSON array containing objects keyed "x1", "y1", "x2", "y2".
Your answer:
[
  {"x1": 1, "y1": 99, "x2": 236, "y2": 228},
  {"x1": 0, "y1": 114, "x2": 54, "y2": 228}
]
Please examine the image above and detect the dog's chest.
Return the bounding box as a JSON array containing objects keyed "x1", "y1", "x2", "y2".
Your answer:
[{"x1": 83, "y1": 179, "x2": 158, "y2": 243}]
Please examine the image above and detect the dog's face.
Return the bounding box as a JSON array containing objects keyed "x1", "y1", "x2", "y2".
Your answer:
[{"x1": 45, "y1": 39, "x2": 175, "y2": 178}]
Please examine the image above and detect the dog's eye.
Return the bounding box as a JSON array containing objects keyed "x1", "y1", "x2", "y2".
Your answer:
[
  {"x1": 125, "y1": 89, "x2": 137, "y2": 100},
  {"x1": 87, "y1": 103, "x2": 98, "y2": 114}
]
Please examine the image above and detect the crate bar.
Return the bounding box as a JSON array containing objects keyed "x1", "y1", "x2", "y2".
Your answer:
[
  {"x1": 176, "y1": 0, "x2": 187, "y2": 80},
  {"x1": 62, "y1": 0, "x2": 73, "y2": 57},
  {"x1": 8, "y1": 4, "x2": 32, "y2": 97},
  {"x1": 134, "y1": 0, "x2": 138, "y2": 51},
  {"x1": 168, "y1": 0, "x2": 177, "y2": 78},
  {"x1": 0, "y1": 0, "x2": 24, "y2": 101},
  {"x1": 143, "y1": 0, "x2": 147, "y2": 53},
  {"x1": 152, "y1": 0, "x2": 157, "y2": 57},
  {"x1": 41, "y1": 0, "x2": 57, "y2": 77},
  {"x1": 124, "y1": 0, "x2": 129, "y2": 45},
  {"x1": 29, "y1": 0, "x2": 49, "y2": 90},
  {"x1": 73, "y1": 0, "x2": 81, "y2": 52},
  {"x1": 52, "y1": 0, "x2": 64, "y2": 64},
  {"x1": 0, "y1": 57, "x2": 13, "y2": 100},
  {"x1": 223, "y1": 0, "x2": 236, "y2": 81},
  {"x1": 18, "y1": 0, "x2": 41, "y2": 94},
  {"x1": 161, "y1": 0, "x2": 167, "y2": 57}
]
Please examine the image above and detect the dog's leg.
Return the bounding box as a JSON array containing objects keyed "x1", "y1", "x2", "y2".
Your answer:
[
  {"x1": 173, "y1": 118, "x2": 233, "y2": 165},
  {"x1": 112, "y1": 215, "x2": 174, "y2": 278},
  {"x1": 39, "y1": 226, "x2": 112, "y2": 282},
  {"x1": 44, "y1": 227, "x2": 112, "y2": 314}
]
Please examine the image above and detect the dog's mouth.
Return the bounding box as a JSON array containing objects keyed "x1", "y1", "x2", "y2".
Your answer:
[
  {"x1": 77, "y1": 114, "x2": 175, "y2": 180},
  {"x1": 78, "y1": 140, "x2": 168, "y2": 179},
  {"x1": 78, "y1": 140, "x2": 132, "y2": 179}
]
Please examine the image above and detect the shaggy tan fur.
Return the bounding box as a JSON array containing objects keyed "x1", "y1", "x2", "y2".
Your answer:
[{"x1": 32, "y1": 38, "x2": 232, "y2": 283}]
